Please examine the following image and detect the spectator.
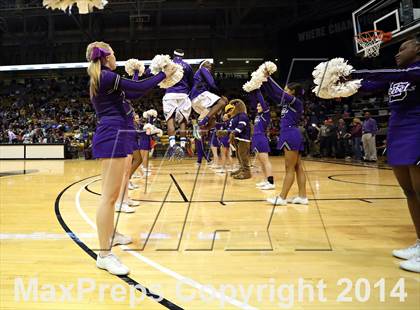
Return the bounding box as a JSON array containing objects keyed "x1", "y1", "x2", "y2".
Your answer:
[
  {"x1": 326, "y1": 119, "x2": 337, "y2": 157},
  {"x1": 350, "y1": 118, "x2": 363, "y2": 161},
  {"x1": 7, "y1": 128, "x2": 18, "y2": 143},
  {"x1": 318, "y1": 120, "x2": 329, "y2": 157},
  {"x1": 362, "y1": 111, "x2": 378, "y2": 162},
  {"x1": 336, "y1": 118, "x2": 351, "y2": 159}
]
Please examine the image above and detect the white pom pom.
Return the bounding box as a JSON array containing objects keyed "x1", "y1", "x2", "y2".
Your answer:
[
  {"x1": 312, "y1": 86, "x2": 335, "y2": 99},
  {"x1": 43, "y1": 0, "x2": 107, "y2": 14},
  {"x1": 145, "y1": 109, "x2": 158, "y2": 118},
  {"x1": 149, "y1": 54, "x2": 172, "y2": 75},
  {"x1": 329, "y1": 79, "x2": 362, "y2": 98},
  {"x1": 312, "y1": 58, "x2": 354, "y2": 87},
  {"x1": 125, "y1": 58, "x2": 145, "y2": 77},
  {"x1": 243, "y1": 81, "x2": 253, "y2": 92},
  {"x1": 312, "y1": 58, "x2": 360, "y2": 99},
  {"x1": 149, "y1": 55, "x2": 184, "y2": 89},
  {"x1": 260, "y1": 61, "x2": 277, "y2": 75},
  {"x1": 151, "y1": 128, "x2": 163, "y2": 137},
  {"x1": 143, "y1": 123, "x2": 153, "y2": 131},
  {"x1": 242, "y1": 68, "x2": 267, "y2": 92},
  {"x1": 158, "y1": 63, "x2": 184, "y2": 89}
]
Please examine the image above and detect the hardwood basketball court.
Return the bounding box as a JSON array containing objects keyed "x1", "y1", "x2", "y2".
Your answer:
[{"x1": 0, "y1": 157, "x2": 418, "y2": 309}]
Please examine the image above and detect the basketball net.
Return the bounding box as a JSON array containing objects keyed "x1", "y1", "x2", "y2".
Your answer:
[{"x1": 356, "y1": 30, "x2": 392, "y2": 58}]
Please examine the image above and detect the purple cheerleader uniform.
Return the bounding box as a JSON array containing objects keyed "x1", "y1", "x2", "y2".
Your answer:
[
  {"x1": 353, "y1": 61, "x2": 420, "y2": 166},
  {"x1": 219, "y1": 121, "x2": 230, "y2": 148},
  {"x1": 261, "y1": 77, "x2": 304, "y2": 151},
  {"x1": 210, "y1": 122, "x2": 223, "y2": 147},
  {"x1": 138, "y1": 130, "x2": 152, "y2": 151},
  {"x1": 126, "y1": 109, "x2": 137, "y2": 155},
  {"x1": 249, "y1": 89, "x2": 271, "y2": 153},
  {"x1": 91, "y1": 66, "x2": 165, "y2": 158}
]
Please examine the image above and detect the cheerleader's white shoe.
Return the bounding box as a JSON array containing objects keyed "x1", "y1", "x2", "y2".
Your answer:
[
  {"x1": 132, "y1": 172, "x2": 142, "y2": 179},
  {"x1": 393, "y1": 240, "x2": 420, "y2": 260},
  {"x1": 128, "y1": 182, "x2": 139, "y2": 190},
  {"x1": 287, "y1": 197, "x2": 309, "y2": 205},
  {"x1": 96, "y1": 253, "x2": 129, "y2": 275},
  {"x1": 111, "y1": 232, "x2": 132, "y2": 246},
  {"x1": 259, "y1": 183, "x2": 275, "y2": 190},
  {"x1": 115, "y1": 202, "x2": 135, "y2": 213},
  {"x1": 400, "y1": 256, "x2": 420, "y2": 273},
  {"x1": 256, "y1": 181, "x2": 268, "y2": 188},
  {"x1": 125, "y1": 199, "x2": 140, "y2": 207},
  {"x1": 267, "y1": 197, "x2": 287, "y2": 206}
]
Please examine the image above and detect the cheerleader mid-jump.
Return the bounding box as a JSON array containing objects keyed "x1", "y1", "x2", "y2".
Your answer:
[
  {"x1": 86, "y1": 41, "x2": 177, "y2": 276},
  {"x1": 190, "y1": 60, "x2": 228, "y2": 129}
]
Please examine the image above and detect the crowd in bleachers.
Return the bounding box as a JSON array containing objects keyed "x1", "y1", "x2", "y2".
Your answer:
[{"x1": 0, "y1": 74, "x2": 390, "y2": 161}]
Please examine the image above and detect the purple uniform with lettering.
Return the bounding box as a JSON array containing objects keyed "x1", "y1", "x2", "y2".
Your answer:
[
  {"x1": 166, "y1": 56, "x2": 194, "y2": 95},
  {"x1": 261, "y1": 77, "x2": 304, "y2": 151},
  {"x1": 190, "y1": 67, "x2": 219, "y2": 101},
  {"x1": 91, "y1": 66, "x2": 165, "y2": 158},
  {"x1": 353, "y1": 61, "x2": 420, "y2": 165},
  {"x1": 249, "y1": 89, "x2": 271, "y2": 153},
  {"x1": 230, "y1": 113, "x2": 251, "y2": 142}
]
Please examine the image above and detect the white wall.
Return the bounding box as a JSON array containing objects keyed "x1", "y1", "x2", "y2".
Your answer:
[{"x1": 0, "y1": 144, "x2": 65, "y2": 159}]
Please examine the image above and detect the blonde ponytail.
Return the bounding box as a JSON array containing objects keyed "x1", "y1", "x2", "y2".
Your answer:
[
  {"x1": 87, "y1": 61, "x2": 101, "y2": 97},
  {"x1": 85, "y1": 41, "x2": 112, "y2": 98}
]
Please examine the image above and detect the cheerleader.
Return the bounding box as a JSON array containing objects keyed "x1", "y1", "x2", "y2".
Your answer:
[
  {"x1": 249, "y1": 89, "x2": 275, "y2": 190},
  {"x1": 86, "y1": 41, "x2": 176, "y2": 275},
  {"x1": 217, "y1": 104, "x2": 235, "y2": 173},
  {"x1": 209, "y1": 118, "x2": 223, "y2": 170},
  {"x1": 129, "y1": 112, "x2": 153, "y2": 184},
  {"x1": 193, "y1": 120, "x2": 211, "y2": 166},
  {"x1": 116, "y1": 69, "x2": 145, "y2": 212},
  {"x1": 162, "y1": 49, "x2": 194, "y2": 152},
  {"x1": 190, "y1": 60, "x2": 228, "y2": 129},
  {"x1": 262, "y1": 77, "x2": 308, "y2": 205},
  {"x1": 129, "y1": 113, "x2": 144, "y2": 182},
  {"x1": 350, "y1": 36, "x2": 420, "y2": 273}
]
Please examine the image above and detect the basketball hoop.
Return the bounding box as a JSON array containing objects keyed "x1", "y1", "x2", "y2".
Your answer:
[{"x1": 355, "y1": 30, "x2": 392, "y2": 58}]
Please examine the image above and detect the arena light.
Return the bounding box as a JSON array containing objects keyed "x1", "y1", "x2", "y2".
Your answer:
[
  {"x1": 226, "y1": 58, "x2": 264, "y2": 61},
  {"x1": 0, "y1": 58, "x2": 213, "y2": 72}
]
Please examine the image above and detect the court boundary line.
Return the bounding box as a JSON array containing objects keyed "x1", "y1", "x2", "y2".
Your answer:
[
  {"x1": 328, "y1": 174, "x2": 399, "y2": 187},
  {"x1": 300, "y1": 161, "x2": 333, "y2": 251},
  {"x1": 303, "y1": 158, "x2": 392, "y2": 170},
  {"x1": 169, "y1": 174, "x2": 189, "y2": 202},
  {"x1": 83, "y1": 182, "x2": 405, "y2": 202},
  {"x1": 75, "y1": 177, "x2": 258, "y2": 310},
  {"x1": 54, "y1": 175, "x2": 184, "y2": 310}
]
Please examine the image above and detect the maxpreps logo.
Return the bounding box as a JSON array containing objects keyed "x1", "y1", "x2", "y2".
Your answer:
[{"x1": 388, "y1": 82, "x2": 412, "y2": 102}]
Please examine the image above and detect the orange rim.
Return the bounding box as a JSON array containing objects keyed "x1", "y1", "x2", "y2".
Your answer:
[{"x1": 355, "y1": 30, "x2": 392, "y2": 43}]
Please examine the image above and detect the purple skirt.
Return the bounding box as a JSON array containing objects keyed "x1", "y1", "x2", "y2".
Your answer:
[
  {"x1": 219, "y1": 136, "x2": 230, "y2": 148},
  {"x1": 210, "y1": 131, "x2": 220, "y2": 148},
  {"x1": 252, "y1": 134, "x2": 270, "y2": 153},
  {"x1": 138, "y1": 134, "x2": 151, "y2": 151},
  {"x1": 277, "y1": 127, "x2": 304, "y2": 152},
  {"x1": 387, "y1": 123, "x2": 420, "y2": 166},
  {"x1": 126, "y1": 118, "x2": 136, "y2": 155},
  {"x1": 93, "y1": 117, "x2": 129, "y2": 158}
]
